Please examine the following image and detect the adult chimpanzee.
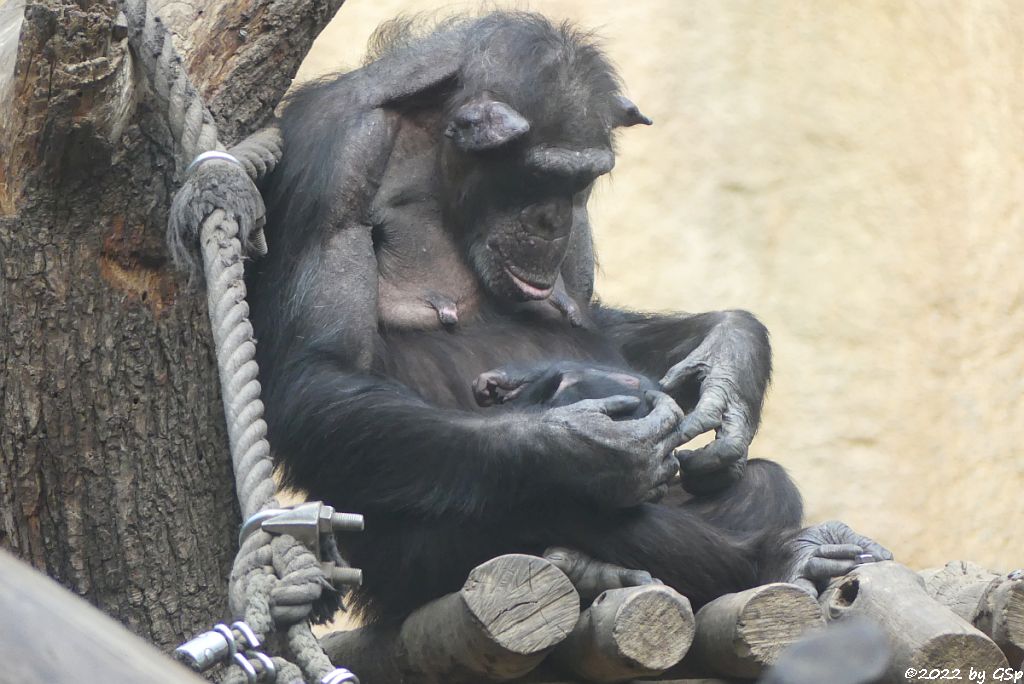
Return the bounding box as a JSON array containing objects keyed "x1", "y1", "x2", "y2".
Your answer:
[{"x1": 247, "y1": 12, "x2": 890, "y2": 623}]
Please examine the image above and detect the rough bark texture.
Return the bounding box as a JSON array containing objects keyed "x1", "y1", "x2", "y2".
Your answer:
[
  {"x1": 0, "y1": 0, "x2": 341, "y2": 650},
  {"x1": 820, "y1": 562, "x2": 1008, "y2": 683}
]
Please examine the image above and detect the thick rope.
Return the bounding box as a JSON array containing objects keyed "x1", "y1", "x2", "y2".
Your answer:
[
  {"x1": 123, "y1": 0, "x2": 218, "y2": 166},
  {"x1": 199, "y1": 210, "x2": 277, "y2": 520},
  {"x1": 196, "y1": 209, "x2": 338, "y2": 683},
  {"x1": 123, "y1": 1, "x2": 342, "y2": 680}
]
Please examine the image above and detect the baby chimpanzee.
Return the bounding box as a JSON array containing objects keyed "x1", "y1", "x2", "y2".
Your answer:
[{"x1": 474, "y1": 361, "x2": 658, "y2": 419}]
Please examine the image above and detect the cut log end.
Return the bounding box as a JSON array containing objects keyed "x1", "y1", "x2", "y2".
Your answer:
[
  {"x1": 323, "y1": 554, "x2": 581, "y2": 683},
  {"x1": 1000, "y1": 581, "x2": 1024, "y2": 648},
  {"x1": 730, "y1": 584, "x2": 825, "y2": 662},
  {"x1": 611, "y1": 586, "x2": 695, "y2": 670},
  {"x1": 917, "y1": 633, "x2": 1007, "y2": 673},
  {"x1": 463, "y1": 553, "x2": 581, "y2": 655},
  {"x1": 551, "y1": 584, "x2": 695, "y2": 683},
  {"x1": 688, "y1": 583, "x2": 826, "y2": 679}
]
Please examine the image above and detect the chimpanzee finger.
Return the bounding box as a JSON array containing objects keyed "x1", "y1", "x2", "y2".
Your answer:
[
  {"x1": 819, "y1": 521, "x2": 895, "y2": 562},
  {"x1": 677, "y1": 395, "x2": 725, "y2": 443},
  {"x1": 805, "y1": 557, "x2": 859, "y2": 580},
  {"x1": 814, "y1": 544, "x2": 865, "y2": 560},
  {"x1": 619, "y1": 569, "x2": 658, "y2": 587},
  {"x1": 572, "y1": 395, "x2": 643, "y2": 418},
  {"x1": 659, "y1": 359, "x2": 703, "y2": 393},
  {"x1": 639, "y1": 391, "x2": 685, "y2": 438},
  {"x1": 651, "y1": 450, "x2": 681, "y2": 490},
  {"x1": 857, "y1": 537, "x2": 894, "y2": 562}
]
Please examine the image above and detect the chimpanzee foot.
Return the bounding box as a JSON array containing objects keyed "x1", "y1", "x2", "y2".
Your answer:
[
  {"x1": 544, "y1": 546, "x2": 660, "y2": 601},
  {"x1": 785, "y1": 520, "x2": 894, "y2": 597}
]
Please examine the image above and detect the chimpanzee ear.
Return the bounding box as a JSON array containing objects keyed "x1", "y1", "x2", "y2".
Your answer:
[
  {"x1": 374, "y1": 48, "x2": 461, "y2": 107},
  {"x1": 611, "y1": 94, "x2": 653, "y2": 128},
  {"x1": 444, "y1": 98, "x2": 530, "y2": 151}
]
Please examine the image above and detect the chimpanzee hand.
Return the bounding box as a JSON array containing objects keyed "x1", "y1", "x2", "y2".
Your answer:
[
  {"x1": 526, "y1": 391, "x2": 684, "y2": 508},
  {"x1": 784, "y1": 520, "x2": 894, "y2": 597},
  {"x1": 660, "y1": 315, "x2": 768, "y2": 495}
]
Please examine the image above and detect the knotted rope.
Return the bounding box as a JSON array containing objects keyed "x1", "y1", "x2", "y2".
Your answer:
[{"x1": 122, "y1": 1, "x2": 352, "y2": 681}]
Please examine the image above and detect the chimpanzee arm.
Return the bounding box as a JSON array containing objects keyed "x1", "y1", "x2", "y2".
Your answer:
[
  {"x1": 266, "y1": 314, "x2": 685, "y2": 519},
  {"x1": 591, "y1": 306, "x2": 771, "y2": 494},
  {"x1": 258, "y1": 187, "x2": 683, "y2": 520}
]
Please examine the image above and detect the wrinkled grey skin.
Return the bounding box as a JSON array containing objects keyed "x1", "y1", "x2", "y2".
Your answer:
[
  {"x1": 526, "y1": 391, "x2": 685, "y2": 508},
  {"x1": 544, "y1": 546, "x2": 660, "y2": 601},
  {"x1": 786, "y1": 520, "x2": 895, "y2": 596}
]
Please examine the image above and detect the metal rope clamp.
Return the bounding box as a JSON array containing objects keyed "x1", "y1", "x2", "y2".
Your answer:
[
  {"x1": 240, "y1": 501, "x2": 365, "y2": 588},
  {"x1": 174, "y1": 620, "x2": 273, "y2": 678},
  {"x1": 175, "y1": 503, "x2": 364, "y2": 677}
]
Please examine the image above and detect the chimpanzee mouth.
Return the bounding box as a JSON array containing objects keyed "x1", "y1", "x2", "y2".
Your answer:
[{"x1": 503, "y1": 266, "x2": 554, "y2": 300}]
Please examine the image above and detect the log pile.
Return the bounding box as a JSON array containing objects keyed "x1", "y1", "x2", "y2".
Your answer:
[{"x1": 322, "y1": 558, "x2": 1024, "y2": 684}]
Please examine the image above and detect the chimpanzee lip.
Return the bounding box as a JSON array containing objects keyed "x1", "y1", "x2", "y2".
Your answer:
[{"x1": 503, "y1": 266, "x2": 554, "y2": 300}]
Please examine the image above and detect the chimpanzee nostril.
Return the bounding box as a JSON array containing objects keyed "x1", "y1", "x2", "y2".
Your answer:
[{"x1": 523, "y1": 199, "x2": 572, "y2": 238}]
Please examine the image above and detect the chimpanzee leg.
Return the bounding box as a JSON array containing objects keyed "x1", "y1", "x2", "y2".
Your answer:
[
  {"x1": 667, "y1": 458, "x2": 805, "y2": 533},
  {"x1": 535, "y1": 503, "x2": 780, "y2": 610},
  {"x1": 527, "y1": 459, "x2": 800, "y2": 608}
]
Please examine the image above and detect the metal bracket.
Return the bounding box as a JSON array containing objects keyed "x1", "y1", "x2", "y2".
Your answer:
[
  {"x1": 240, "y1": 501, "x2": 364, "y2": 589},
  {"x1": 239, "y1": 501, "x2": 363, "y2": 560}
]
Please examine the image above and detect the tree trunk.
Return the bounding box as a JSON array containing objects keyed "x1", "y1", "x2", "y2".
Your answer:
[{"x1": 0, "y1": 0, "x2": 342, "y2": 650}]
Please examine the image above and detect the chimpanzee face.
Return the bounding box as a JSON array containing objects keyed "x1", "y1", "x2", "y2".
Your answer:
[{"x1": 440, "y1": 96, "x2": 614, "y2": 302}]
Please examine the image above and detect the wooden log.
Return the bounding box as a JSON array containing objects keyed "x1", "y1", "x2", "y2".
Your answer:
[
  {"x1": 0, "y1": 549, "x2": 205, "y2": 683},
  {"x1": 920, "y1": 560, "x2": 1024, "y2": 662},
  {"x1": 321, "y1": 554, "x2": 580, "y2": 683},
  {"x1": 681, "y1": 583, "x2": 826, "y2": 679},
  {"x1": 548, "y1": 584, "x2": 695, "y2": 682},
  {"x1": 820, "y1": 561, "x2": 1008, "y2": 682}
]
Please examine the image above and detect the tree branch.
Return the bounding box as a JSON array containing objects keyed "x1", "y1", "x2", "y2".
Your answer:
[{"x1": 0, "y1": 0, "x2": 134, "y2": 214}]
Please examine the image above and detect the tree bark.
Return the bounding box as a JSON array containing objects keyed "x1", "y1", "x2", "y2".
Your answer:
[{"x1": 0, "y1": 0, "x2": 342, "y2": 650}]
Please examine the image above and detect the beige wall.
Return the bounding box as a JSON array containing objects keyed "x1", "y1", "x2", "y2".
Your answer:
[{"x1": 299, "y1": 1, "x2": 1024, "y2": 571}]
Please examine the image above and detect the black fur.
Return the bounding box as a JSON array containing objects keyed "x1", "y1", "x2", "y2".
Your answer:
[{"x1": 247, "y1": 12, "x2": 805, "y2": 624}]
